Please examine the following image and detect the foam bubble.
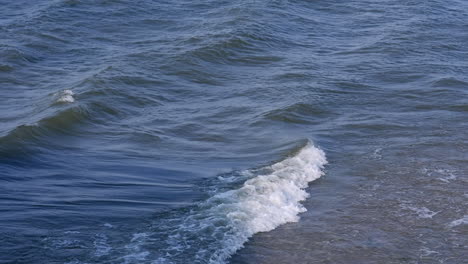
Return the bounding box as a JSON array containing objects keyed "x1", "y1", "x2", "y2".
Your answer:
[{"x1": 57, "y1": 89, "x2": 75, "y2": 103}]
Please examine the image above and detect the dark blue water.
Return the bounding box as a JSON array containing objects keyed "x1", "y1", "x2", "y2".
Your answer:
[{"x1": 1, "y1": 0, "x2": 467, "y2": 263}]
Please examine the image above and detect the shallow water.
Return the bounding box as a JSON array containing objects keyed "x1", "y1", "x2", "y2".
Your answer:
[{"x1": 1, "y1": 0, "x2": 467, "y2": 263}]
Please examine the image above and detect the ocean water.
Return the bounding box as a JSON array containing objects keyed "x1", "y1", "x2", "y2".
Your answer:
[{"x1": 1, "y1": 0, "x2": 467, "y2": 263}]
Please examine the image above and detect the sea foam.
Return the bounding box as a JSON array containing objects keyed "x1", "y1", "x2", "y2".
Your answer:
[
  {"x1": 56, "y1": 89, "x2": 75, "y2": 103},
  {"x1": 150, "y1": 143, "x2": 327, "y2": 264},
  {"x1": 208, "y1": 143, "x2": 327, "y2": 262},
  {"x1": 448, "y1": 215, "x2": 468, "y2": 228}
]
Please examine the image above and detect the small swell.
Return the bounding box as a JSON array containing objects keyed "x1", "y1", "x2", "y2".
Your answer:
[
  {"x1": 261, "y1": 103, "x2": 330, "y2": 125},
  {"x1": 186, "y1": 34, "x2": 282, "y2": 65},
  {"x1": 0, "y1": 64, "x2": 14, "y2": 72},
  {"x1": 0, "y1": 46, "x2": 40, "y2": 65},
  {"x1": 431, "y1": 77, "x2": 468, "y2": 89},
  {"x1": 167, "y1": 23, "x2": 284, "y2": 69},
  {"x1": 0, "y1": 106, "x2": 91, "y2": 159}
]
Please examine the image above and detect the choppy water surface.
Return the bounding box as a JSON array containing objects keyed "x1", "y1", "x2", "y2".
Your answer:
[{"x1": 1, "y1": 0, "x2": 467, "y2": 263}]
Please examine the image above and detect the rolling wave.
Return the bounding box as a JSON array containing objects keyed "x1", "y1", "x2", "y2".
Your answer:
[{"x1": 0, "y1": 92, "x2": 126, "y2": 160}]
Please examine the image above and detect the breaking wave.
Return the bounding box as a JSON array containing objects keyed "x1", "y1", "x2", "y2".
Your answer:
[{"x1": 123, "y1": 142, "x2": 327, "y2": 264}]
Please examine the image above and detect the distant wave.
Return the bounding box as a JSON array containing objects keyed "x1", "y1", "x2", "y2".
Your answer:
[{"x1": 123, "y1": 142, "x2": 327, "y2": 264}]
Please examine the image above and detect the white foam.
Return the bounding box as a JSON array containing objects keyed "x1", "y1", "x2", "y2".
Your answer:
[
  {"x1": 94, "y1": 233, "x2": 112, "y2": 257},
  {"x1": 63, "y1": 230, "x2": 80, "y2": 234},
  {"x1": 419, "y1": 247, "x2": 439, "y2": 257},
  {"x1": 402, "y1": 205, "x2": 439, "y2": 219},
  {"x1": 123, "y1": 251, "x2": 150, "y2": 264},
  {"x1": 57, "y1": 89, "x2": 75, "y2": 103},
  {"x1": 448, "y1": 215, "x2": 468, "y2": 228},
  {"x1": 372, "y1": 147, "x2": 383, "y2": 159},
  {"x1": 422, "y1": 168, "x2": 457, "y2": 183},
  {"x1": 158, "y1": 143, "x2": 327, "y2": 263},
  {"x1": 436, "y1": 169, "x2": 457, "y2": 183},
  {"x1": 218, "y1": 144, "x2": 327, "y2": 235},
  {"x1": 123, "y1": 233, "x2": 150, "y2": 264}
]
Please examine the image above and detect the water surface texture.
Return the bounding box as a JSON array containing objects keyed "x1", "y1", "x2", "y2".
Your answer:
[{"x1": 1, "y1": 0, "x2": 467, "y2": 263}]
